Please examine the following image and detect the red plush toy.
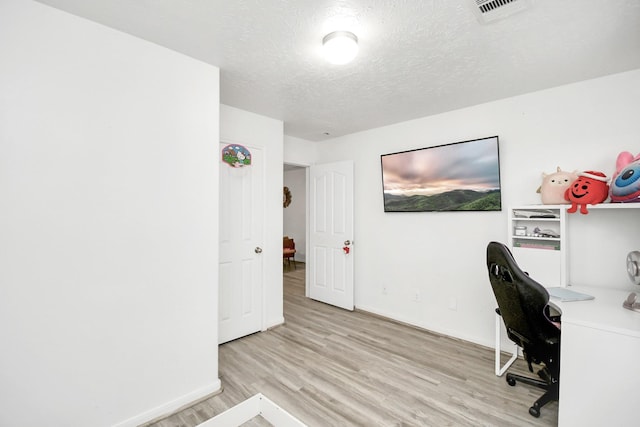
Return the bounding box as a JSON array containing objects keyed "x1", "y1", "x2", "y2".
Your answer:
[{"x1": 564, "y1": 171, "x2": 609, "y2": 214}]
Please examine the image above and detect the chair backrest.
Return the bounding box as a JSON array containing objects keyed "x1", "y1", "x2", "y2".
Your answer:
[
  {"x1": 283, "y1": 237, "x2": 295, "y2": 250},
  {"x1": 486, "y1": 242, "x2": 560, "y2": 363}
]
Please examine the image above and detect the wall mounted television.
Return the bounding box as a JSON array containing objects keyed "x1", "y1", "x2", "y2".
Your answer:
[{"x1": 380, "y1": 136, "x2": 502, "y2": 212}]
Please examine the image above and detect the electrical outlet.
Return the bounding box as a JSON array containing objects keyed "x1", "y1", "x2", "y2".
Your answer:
[
  {"x1": 412, "y1": 289, "x2": 421, "y2": 302},
  {"x1": 448, "y1": 297, "x2": 458, "y2": 311},
  {"x1": 382, "y1": 286, "x2": 388, "y2": 295}
]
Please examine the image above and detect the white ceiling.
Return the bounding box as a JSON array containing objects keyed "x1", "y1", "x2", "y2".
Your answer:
[{"x1": 36, "y1": 0, "x2": 640, "y2": 141}]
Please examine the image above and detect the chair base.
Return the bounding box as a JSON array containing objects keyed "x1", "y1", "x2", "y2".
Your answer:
[
  {"x1": 284, "y1": 257, "x2": 296, "y2": 269},
  {"x1": 506, "y1": 371, "x2": 558, "y2": 418}
]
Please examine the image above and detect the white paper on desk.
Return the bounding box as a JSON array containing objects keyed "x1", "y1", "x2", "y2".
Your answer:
[{"x1": 547, "y1": 287, "x2": 595, "y2": 302}]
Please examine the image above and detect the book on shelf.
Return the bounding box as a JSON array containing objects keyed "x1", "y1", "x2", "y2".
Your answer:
[
  {"x1": 513, "y1": 209, "x2": 559, "y2": 219},
  {"x1": 513, "y1": 241, "x2": 560, "y2": 250}
]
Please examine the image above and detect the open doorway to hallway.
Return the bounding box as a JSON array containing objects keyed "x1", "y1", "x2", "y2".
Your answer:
[
  {"x1": 283, "y1": 259, "x2": 305, "y2": 300},
  {"x1": 283, "y1": 163, "x2": 307, "y2": 295}
]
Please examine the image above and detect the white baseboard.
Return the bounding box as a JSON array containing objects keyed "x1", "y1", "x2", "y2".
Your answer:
[
  {"x1": 264, "y1": 316, "x2": 285, "y2": 330},
  {"x1": 114, "y1": 379, "x2": 222, "y2": 427},
  {"x1": 355, "y1": 304, "x2": 495, "y2": 350},
  {"x1": 197, "y1": 393, "x2": 306, "y2": 427}
]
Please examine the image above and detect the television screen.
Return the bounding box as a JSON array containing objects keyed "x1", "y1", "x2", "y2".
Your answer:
[{"x1": 380, "y1": 136, "x2": 501, "y2": 212}]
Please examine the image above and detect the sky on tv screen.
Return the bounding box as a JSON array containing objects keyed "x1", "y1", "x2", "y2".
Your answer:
[{"x1": 382, "y1": 137, "x2": 500, "y2": 197}]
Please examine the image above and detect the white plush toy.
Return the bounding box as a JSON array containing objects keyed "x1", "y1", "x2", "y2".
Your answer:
[{"x1": 536, "y1": 167, "x2": 578, "y2": 205}]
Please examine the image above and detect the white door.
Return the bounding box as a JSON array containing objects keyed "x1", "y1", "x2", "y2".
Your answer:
[
  {"x1": 309, "y1": 160, "x2": 354, "y2": 310},
  {"x1": 218, "y1": 143, "x2": 264, "y2": 344}
]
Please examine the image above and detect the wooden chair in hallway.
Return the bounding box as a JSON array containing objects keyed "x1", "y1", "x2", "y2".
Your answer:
[{"x1": 283, "y1": 236, "x2": 296, "y2": 269}]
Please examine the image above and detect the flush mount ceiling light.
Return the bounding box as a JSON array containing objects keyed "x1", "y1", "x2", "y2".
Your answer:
[{"x1": 322, "y1": 31, "x2": 358, "y2": 65}]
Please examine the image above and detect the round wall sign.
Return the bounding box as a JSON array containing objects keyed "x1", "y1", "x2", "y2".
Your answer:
[{"x1": 222, "y1": 144, "x2": 251, "y2": 168}]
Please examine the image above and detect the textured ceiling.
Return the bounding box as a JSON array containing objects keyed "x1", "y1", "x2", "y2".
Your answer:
[{"x1": 36, "y1": 0, "x2": 640, "y2": 141}]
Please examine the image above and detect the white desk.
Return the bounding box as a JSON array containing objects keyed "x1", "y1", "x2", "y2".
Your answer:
[
  {"x1": 495, "y1": 286, "x2": 640, "y2": 425},
  {"x1": 552, "y1": 286, "x2": 640, "y2": 426}
]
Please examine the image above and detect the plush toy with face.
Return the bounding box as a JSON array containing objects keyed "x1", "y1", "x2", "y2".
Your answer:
[
  {"x1": 564, "y1": 171, "x2": 609, "y2": 214},
  {"x1": 537, "y1": 167, "x2": 578, "y2": 204},
  {"x1": 610, "y1": 151, "x2": 640, "y2": 203}
]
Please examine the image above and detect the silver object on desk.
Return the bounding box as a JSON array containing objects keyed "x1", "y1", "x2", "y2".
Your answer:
[
  {"x1": 623, "y1": 292, "x2": 640, "y2": 312},
  {"x1": 623, "y1": 250, "x2": 640, "y2": 312}
]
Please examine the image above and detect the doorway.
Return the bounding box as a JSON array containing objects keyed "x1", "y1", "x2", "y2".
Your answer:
[
  {"x1": 283, "y1": 161, "x2": 355, "y2": 310},
  {"x1": 283, "y1": 164, "x2": 307, "y2": 291}
]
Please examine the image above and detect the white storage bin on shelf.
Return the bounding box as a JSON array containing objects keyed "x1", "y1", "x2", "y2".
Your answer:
[{"x1": 508, "y1": 205, "x2": 568, "y2": 288}]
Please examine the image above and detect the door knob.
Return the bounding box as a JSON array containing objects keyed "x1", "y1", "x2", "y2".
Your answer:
[
  {"x1": 344, "y1": 240, "x2": 351, "y2": 246},
  {"x1": 255, "y1": 247, "x2": 263, "y2": 254}
]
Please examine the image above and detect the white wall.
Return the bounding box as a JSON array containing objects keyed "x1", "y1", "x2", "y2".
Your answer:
[
  {"x1": 284, "y1": 168, "x2": 307, "y2": 262},
  {"x1": 315, "y1": 69, "x2": 640, "y2": 348},
  {"x1": 0, "y1": 1, "x2": 220, "y2": 426},
  {"x1": 220, "y1": 105, "x2": 285, "y2": 329},
  {"x1": 284, "y1": 135, "x2": 318, "y2": 166}
]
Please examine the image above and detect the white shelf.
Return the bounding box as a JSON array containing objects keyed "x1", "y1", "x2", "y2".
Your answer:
[
  {"x1": 513, "y1": 236, "x2": 561, "y2": 241},
  {"x1": 508, "y1": 205, "x2": 567, "y2": 288},
  {"x1": 517, "y1": 202, "x2": 639, "y2": 210},
  {"x1": 508, "y1": 203, "x2": 640, "y2": 288},
  {"x1": 584, "y1": 203, "x2": 640, "y2": 210}
]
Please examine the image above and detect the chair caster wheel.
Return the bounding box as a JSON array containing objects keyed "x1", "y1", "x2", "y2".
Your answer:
[
  {"x1": 529, "y1": 406, "x2": 540, "y2": 418},
  {"x1": 506, "y1": 375, "x2": 516, "y2": 386}
]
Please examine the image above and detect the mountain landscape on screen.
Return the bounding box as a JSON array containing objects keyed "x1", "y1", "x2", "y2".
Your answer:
[{"x1": 383, "y1": 188, "x2": 501, "y2": 212}]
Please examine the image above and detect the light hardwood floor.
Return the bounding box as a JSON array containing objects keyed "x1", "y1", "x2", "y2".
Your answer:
[{"x1": 146, "y1": 263, "x2": 558, "y2": 427}]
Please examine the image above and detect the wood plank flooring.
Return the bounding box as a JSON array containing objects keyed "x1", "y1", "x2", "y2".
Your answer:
[{"x1": 146, "y1": 263, "x2": 558, "y2": 427}]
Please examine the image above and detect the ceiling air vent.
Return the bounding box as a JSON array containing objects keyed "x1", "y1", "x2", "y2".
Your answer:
[{"x1": 469, "y1": 0, "x2": 532, "y2": 24}]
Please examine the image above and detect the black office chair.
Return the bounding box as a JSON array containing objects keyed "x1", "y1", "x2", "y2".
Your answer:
[{"x1": 486, "y1": 241, "x2": 561, "y2": 418}]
